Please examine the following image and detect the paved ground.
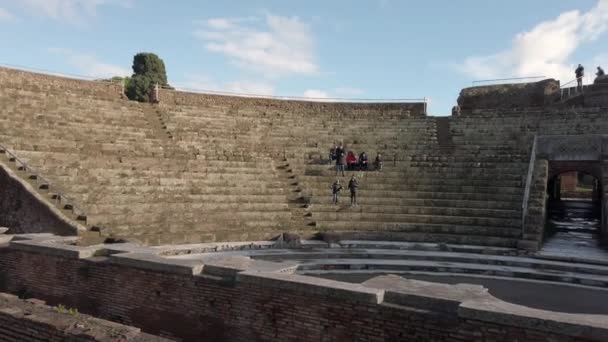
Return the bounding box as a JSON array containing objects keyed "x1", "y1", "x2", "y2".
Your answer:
[{"x1": 318, "y1": 273, "x2": 608, "y2": 315}]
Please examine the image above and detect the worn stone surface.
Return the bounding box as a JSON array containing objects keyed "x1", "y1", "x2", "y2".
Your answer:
[{"x1": 457, "y1": 79, "x2": 560, "y2": 111}]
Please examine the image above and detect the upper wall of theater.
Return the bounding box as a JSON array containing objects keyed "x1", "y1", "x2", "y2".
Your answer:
[
  {"x1": 457, "y1": 79, "x2": 561, "y2": 111},
  {"x1": 0, "y1": 66, "x2": 426, "y2": 117}
]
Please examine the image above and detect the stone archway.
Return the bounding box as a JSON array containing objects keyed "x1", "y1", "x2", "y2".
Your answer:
[{"x1": 534, "y1": 135, "x2": 608, "y2": 246}]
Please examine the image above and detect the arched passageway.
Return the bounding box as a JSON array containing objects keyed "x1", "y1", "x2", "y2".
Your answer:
[{"x1": 539, "y1": 162, "x2": 608, "y2": 260}]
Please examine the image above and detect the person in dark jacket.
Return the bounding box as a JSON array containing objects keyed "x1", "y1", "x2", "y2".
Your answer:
[
  {"x1": 359, "y1": 152, "x2": 369, "y2": 171},
  {"x1": 597, "y1": 66, "x2": 605, "y2": 78},
  {"x1": 336, "y1": 152, "x2": 346, "y2": 176},
  {"x1": 331, "y1": 179, "x2": 342, "y2": 204},
  {"x1": 348, "y1": 175, "x2": 359, "y2": 206},
  {"x1": 374, "y1": 153, "x2": 383, "y2": 171},
  {"x1": 329, "y1": 144, "x2": 337, "y2": 165},
  {"x1": 576, "y1": 64, "x2": 585, "y2": 89},
  {"x1": 335, "y1": 143, "x2": 345, "y2": 159}
]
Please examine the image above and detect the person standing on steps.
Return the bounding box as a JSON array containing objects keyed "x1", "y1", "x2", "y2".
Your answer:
[
  {"x1": 348, "y1": 175, "x2": 359, "y2": 206},
  {"x1": 374, "y1": 153, "x2": 383, "y2": 171},
  {"x1": 331, "y1": 179, "x2": 342, "y2": 205},
  {"x1": 329, "y1": 143, "x2": 337, "y2": 165},
  {"x1": 576, "y1": 64, "x2": 585, "y2": 89},
  {"x1": 335, "y1": 142, "x2": 345, "y2": 159},
  {"x1": 336, "y1": 152, "x2": 346, "y2": 177}
]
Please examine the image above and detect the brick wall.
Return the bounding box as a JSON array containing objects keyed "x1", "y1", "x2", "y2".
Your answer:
[
  {"x1": 0, "y1": 292, "x2": 168, "y2": 341},
  {"x1": 0, "y1": 243, "x2": 602, "y2": 342}
]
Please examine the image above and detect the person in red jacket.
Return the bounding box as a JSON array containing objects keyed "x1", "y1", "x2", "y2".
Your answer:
[{"x1": 346, "y1": 151, "x2": 357, "y2": 171}]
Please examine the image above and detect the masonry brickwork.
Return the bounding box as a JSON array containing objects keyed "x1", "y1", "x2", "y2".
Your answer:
[
  {"x1": 0, "y1": 292, "x2": 169, "y2": 341},
  {"x1": 0, "y1": 237, "x2": 606, "y2": 342}
]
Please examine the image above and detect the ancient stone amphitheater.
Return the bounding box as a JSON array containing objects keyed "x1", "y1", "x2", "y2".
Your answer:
[{"x1": 1, "y1": 66, "x2": 608, "y2": 341}]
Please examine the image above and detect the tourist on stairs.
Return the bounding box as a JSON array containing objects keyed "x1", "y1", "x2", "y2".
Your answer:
[
  {"x1": 336, "y1": 152, "x2": 346, "y2": 176},
  {"x1": 359, "y1": 152, "x2": 368, "y2": 171},
  {"x1": 348, "y1": 175, "x2": 359, "y2": 206},
  {"x1": 329, "y1": 143, "x2": 338, "y2": 164},
  {"x1": 346, "y1": 151, "x2": 358, "y2": 170},
  {"x1": 374, "y1": 153, "x2": 383, "y2": 171},
  {"x1": 331, "y1": 179, "x2": 342, "y2": 205}
]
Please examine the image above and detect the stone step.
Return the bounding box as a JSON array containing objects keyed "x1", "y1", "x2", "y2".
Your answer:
[
  {"x1": 297, "y1": 259, "x2": 608, "y2": 288},
  {"x1": 315, "y1": 220, "x2": 521, "y2": 236},
  {"x1": 311, "y1": 204, "x2": 519, "y2": 218}
]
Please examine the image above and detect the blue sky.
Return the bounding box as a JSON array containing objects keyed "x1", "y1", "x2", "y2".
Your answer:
[{"x1": 0, "y1": 0, "x2": 606, "y2": 115}]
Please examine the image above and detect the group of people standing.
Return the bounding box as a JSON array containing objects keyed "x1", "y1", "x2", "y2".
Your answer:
[
  {"x1": 330, "y1": 143, "x2": 383, "y2": 177},
  {"x1": 575, "y1": 64, "x2": 605, "y2": 88},
  {"x1": 331, "y1": 176, "x2": 358, "y2": 206}
]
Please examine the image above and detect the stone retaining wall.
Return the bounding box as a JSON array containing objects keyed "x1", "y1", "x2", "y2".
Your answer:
[
  {"x1": 0, "y1": 292, "x2": 168, "y2": 341},
  {"x1": 0, "y1": 235, "x2": 606, "y2": 341},
  {"x1": 158, "y1": 88, "x2": 427, "y2": 117}
]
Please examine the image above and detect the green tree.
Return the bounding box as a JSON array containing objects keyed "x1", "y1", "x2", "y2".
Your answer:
[{"x1": 126, "y1": 53, "x2": 170, "y2": 102}]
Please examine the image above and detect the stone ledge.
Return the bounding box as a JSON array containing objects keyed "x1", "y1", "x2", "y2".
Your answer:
[
  {"x1": 237, "y1": 271, "x2": 384, "y2": 304},
  {"x1": 202, "y1": 256, "x2": 298, "y2": 278},
  {"x1": 9, "y1": 240, "x2": 102, "y2": 259},
  {"x1": 363, "y1": 275, "x2": 487, "y2": 313},
  {"x1": 109, "y1": 252, "x2": 204, "y2": 275}
]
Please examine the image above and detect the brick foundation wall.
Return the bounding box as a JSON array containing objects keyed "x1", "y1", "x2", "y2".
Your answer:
[
  {"x1": 0, "y1": 292, "x2": 169, "y2": 341},
  {"x1": 0, "y1": 241, "x2": 603, "y2": 342}
]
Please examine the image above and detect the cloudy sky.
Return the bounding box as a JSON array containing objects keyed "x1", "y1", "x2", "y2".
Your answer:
[{"x1": 0, "y1": 0, "x2": 606, "y2": 115}]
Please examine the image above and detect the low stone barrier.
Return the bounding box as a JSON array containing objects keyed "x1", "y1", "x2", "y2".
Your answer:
[{"x1": 0, "y1": 234, "x2": 606, "y2": 341}]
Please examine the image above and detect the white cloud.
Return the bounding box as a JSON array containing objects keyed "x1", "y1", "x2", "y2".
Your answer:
[
  {"x1": 303, "y1": 89, "x2": 330, "y2": 99},
  {"x1": 175, "y1": 74, "x2": 275, "y2": 96},
  {"x1": 0, "y1": 7, "x2": 15, "y2": 22},
  {"x1": 194, "y1": 13, "x2": 318, "y2": 76},
  {"x1": 49, "y1": 48, "x2": 130, "y2": 78},
  {"x1": 225, "y1": 80, "x2": 274, "y2": 95},
  {"x1": 18, "y1": 0, "x2": 133, "y2": 23},
  {"x1": 459, "y1": 0, "x2": 608, "y2": 83}
]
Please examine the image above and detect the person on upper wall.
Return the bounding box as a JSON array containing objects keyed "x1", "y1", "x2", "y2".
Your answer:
[
  {"x1": 597, "y1": 66, "x2": 605, "y2": 78},
  {"x1": 576, "y1": 64, "x2": 585, "y2": 89}
]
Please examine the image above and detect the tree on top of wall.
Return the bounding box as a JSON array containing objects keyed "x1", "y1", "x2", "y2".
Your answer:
[{"x1": 126, "y1": 53, "x2": 171, "y2": 102}]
